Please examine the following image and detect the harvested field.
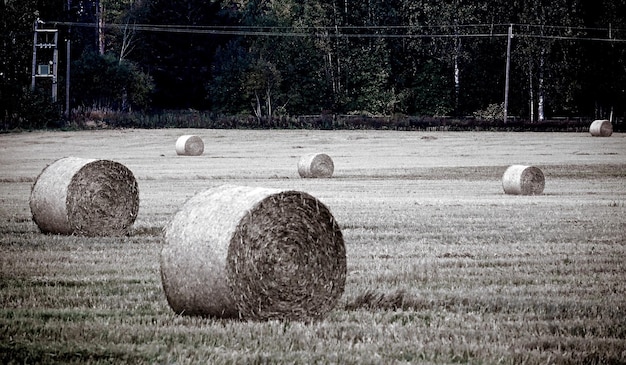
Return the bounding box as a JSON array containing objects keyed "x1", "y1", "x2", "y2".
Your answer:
[{"x1": 0, "y1": 129, "x2": 625, "y2": 364}]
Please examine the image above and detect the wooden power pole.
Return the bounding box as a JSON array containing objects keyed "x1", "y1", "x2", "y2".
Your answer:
[{"x1": 503, "y1": 24, "x2": 513, "y2": 123}]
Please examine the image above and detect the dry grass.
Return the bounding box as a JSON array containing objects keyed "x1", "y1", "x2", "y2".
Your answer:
[{"x1": 0, "y1": 129, "x2": 625, "y2": 364}]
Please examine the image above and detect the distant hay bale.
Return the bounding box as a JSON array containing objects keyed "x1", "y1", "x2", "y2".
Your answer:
[
  {"x1": 502, "y1": 165, "x2": 545, "y2": 195},
  {"x1": 298, "y1": 153, "x2": 334, "y2": 178},
  {"x1": 176, "y1": 135, "x2": 204, "y2": 156},
  {"x1": 589, "y1": 119, "x2": 613, "y2": 137},
  {"x1": 30, "y1": 157, "x2": 139, "y2": 236},
  {"x1": 160, "y1": 184, "x2": 346, "y2": 321}
]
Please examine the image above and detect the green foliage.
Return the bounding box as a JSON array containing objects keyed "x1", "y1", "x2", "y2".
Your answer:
[
  {"x1": 71, "y1": 52, "x2": 153, "y2": 111},
  {"x1": 208, "y1": 40, "x2": 253, "y2": 115},
  {"x1": 244, "y1": 58, "x2": 282, "y2": 118},
  {"x1": 2, "y1": 89, "x2": 63, "y2": 130},
  {"x1": 410, "y1": 60, "x2": 455, "y2": 116},
  {"x1": 2, "y1": 0, "x2": 626, "y2": 127},
  {"x1": 131, "y1": 0, "x2": 229, "y2": 109},
  {"x1": 0, "y1": 0, "x2": 63, "y2": 130},
  {"x1": 101, "y1": 0, "x2": 146, "y2": 58},
  {"x1": 341, "y1": 38, "x2": 394, "y2": 115}
]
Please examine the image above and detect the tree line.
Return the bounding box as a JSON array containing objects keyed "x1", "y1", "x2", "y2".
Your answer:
[{"x1": 1, "y1": 0, "x2": 625, "y2": 130}]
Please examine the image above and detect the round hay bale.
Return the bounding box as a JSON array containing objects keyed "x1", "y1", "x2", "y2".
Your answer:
[
  {"x1": 176, "y1": 135, "x2": 204, "y2": 156},
  {"x1": 589, "y1": 119, "x2": 613, "y2": 137},
  {"x1": 502, "y1": 165, "x2": 545, "y2": 195},
  {"x1": 30, "y1": 157, "x2": 139, "y2": 236},
  {"x1": 160, "y1": 184, "x2": 346, "y2": 321},
  {"x1": 297, "y1": 153, "x2": 334, "y2": 178}
]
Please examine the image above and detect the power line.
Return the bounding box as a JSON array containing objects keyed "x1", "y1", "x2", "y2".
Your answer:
[
  {"x1": 47, "y1": 21, "x2": 626, "y2": 42},
  {"x1": 49, "y1": 21, "x2": 626, "y2": 32}
]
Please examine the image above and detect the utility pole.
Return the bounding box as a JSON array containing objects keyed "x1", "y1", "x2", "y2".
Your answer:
[
  {"x1": 65, "y1": 0, "x2": 73, "y2": 122},
  {"x1": 31, "y1": 19, "x2": 59, "y2": 102},
  {"x1": 65, "y1": 34, "x2": 71, "y2": 121},
  {"x1": 503, "y1": 24, "x2": 513, "y2": 123},
  {"x1": 31, "y1": 20, "x2": 39, "y2": 92}
]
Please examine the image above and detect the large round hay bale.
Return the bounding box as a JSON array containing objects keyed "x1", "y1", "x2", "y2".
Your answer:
[
  {"x1": 589, "y1": 119, "x2": 613, "y2": 137},
  {"x1": 30, "y1": 157, "x2": 139, "y2": 236},
  {"x1": 297, "y1": 153, "x2": 334, "y2": 178},
  {"x1": 502, "y1": 165, "x2": 545, "y2": 195},
  {"x1": 160, "y1": 184, "x2": 346, "y2": 321},
  {"x1": 176, "y1": 135, "x2": 204, "y2": 156}
]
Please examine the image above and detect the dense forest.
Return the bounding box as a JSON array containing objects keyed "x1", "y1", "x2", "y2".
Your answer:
[{"x1": 1, "y1": 0, "x2": 625, "y2": 130}]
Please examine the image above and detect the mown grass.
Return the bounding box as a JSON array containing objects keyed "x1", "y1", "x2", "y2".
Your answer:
[{"x1": 1, "y1": 130, "x2": 625, "y2": 364}]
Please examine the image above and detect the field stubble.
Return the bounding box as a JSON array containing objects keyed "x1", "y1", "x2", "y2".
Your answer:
[{"x1": 0, "y1": 129, "x2": 625, "y2": 364}]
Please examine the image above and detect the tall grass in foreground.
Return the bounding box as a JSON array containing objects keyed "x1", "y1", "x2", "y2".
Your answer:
[{"x1": 1, "y1": 165, "x2": 625, "y2": 364}]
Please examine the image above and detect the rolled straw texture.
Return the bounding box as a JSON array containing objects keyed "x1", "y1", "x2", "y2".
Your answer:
[
  {"x1": 160, "y1": 184, "x2": 346, "y2": 321},
  {"x1": 298, "y1": 153, "x2": 334, "y2": 178},
  {"x1": 176, "y1": 135, "x2": 204, "y2": 156},
  {"x1": 502, "y1": 165, "x2": 545, "y2": 195},
  {"x1": 30, "y1": 157, "x2": 139, "y2": 236},
  {"x1": 589, "y1": 120, "x2": 613, "y2": 137}
]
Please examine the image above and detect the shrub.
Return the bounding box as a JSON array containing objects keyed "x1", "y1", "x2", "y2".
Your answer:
[{"x1": 473, "y1": 103, "x2": 504, "y2": 121}]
